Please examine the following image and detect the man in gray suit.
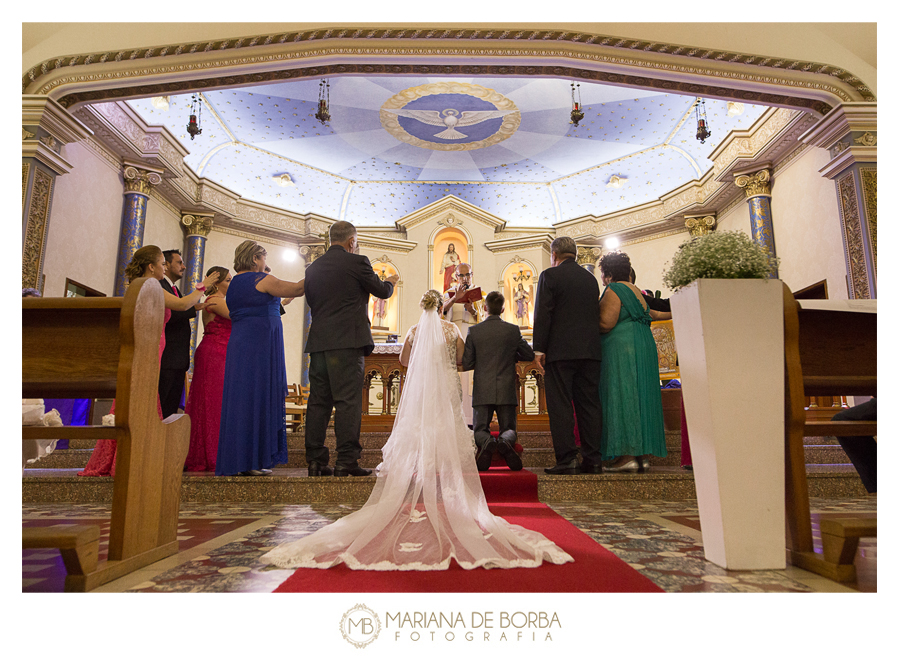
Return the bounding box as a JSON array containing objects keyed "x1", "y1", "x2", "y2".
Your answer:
[
  {"x1": 462, "y1": 291, "x2": 535, "y2": 471},
  {"x1": 303, "y1": 221, "x2": 398, "y2": 477}
]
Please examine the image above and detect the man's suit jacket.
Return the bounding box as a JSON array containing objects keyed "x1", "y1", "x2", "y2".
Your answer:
[
  {"x1": 304, "y1": 245, "x2": 395, "y2": 356},
  {"x1": 462, "y1": 315, "x2": 535, "y2": 406},
  {"x1": 160, "y1": 278, "x2": 197, "y2": 371},
  {"x1": 532, "y1": 258, "x2": 602, "y2": 363}
]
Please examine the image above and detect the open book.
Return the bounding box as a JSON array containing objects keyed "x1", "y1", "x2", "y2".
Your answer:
[{"x1": 451, "y1": 287, "x2": 483, "y2": 304}]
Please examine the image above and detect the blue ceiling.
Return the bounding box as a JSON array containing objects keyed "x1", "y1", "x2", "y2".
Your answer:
[{"x1": 124, "y1": 76, "x2": 768, "y2": 228}]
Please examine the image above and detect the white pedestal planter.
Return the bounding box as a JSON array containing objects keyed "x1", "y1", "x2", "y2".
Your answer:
[{"x1": 670, "y1": 279, "x2": 785, "y2": 570}]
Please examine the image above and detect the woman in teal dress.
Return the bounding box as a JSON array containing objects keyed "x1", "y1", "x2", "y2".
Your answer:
[{"x1": 598, "y1": 251, "x2": 671, "y2": 473}]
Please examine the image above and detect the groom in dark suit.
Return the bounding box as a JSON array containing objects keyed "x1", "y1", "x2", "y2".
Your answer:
[
  {"x1": 462, "y1": 291, "x2": 535, "y2": 471},
  {"x1": 303, "y1": 221, "x2": 398, "y2": 477},
  {"x1": 158, "y1": 249, "x2": 196, "y2": 419},
  {"x1": 532, "y1": 236, "x2": 604, "y2": 474}
]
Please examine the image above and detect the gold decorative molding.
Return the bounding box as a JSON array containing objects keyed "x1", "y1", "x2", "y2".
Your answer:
[
  {"x1": 211, "y1": 224, "x2": 301, "y2": 249},
  {"x1": 380, "y1": 82, "x2": 520, "y2": 151},
  {"x1": 837, "y1": 171, "x2": 870, "y2": 299},
  {"x1": 854, "y1": 131, "x2": 877, "y2": 147},
  {"x1": 181, "y1": 214, "x2": 214, "y2": 237},
  {"x1": 22, "y1": 128, "x2": 35, "y2": 140},
  {"x1": 734, "y1": 169, "x2": 771, "y2": 198},
  {"x1": 861, "y1": 168, "x2": 877, "y2": 272},
  {"x1": 22, "y1": 168, "x2": 54, "y2": 290},
  {"x1": 299, "y1": 245, "x2": 327, "y2": 263},
  {"x1": 575, "y1": 246, "x2": 601, "y2": 266},
  {"x1": 24, "y1": 27, "x2": 870, "y2": 111},
  {"x1": 22, "y1": 163, "x2": 30, "y2": 211},
  {"x1": 123, "y1": 165, "x2": 162, "y2": 195},
  {"x1": 685, "y1": 215, "x2": 716, "y2": 237}
]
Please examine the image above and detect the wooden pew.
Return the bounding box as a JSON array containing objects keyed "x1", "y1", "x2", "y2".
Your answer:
[
  {"x1": 783, "y1": 285, "x2": 876, "y2": 582},
  {"x1": 22, "y1": 277, "x2": 191, "y2": 591}
]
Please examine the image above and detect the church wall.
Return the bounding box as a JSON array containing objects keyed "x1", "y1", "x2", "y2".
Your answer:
[
  {"x1": 42, "y1": 140, "x2": 123, "y2": 297},
  {"x1": 621, "y1": 230, "x2": 692, "y2": 298},
  {"x1": 770, "y1": 147, "x2": 848, "y2": 299},
  {"x1": 142, "y1": 198, "x2": 184, "y2": 262}
]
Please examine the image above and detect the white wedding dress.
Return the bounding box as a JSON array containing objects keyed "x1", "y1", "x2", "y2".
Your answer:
[{"x1": 260, "y1": 308, "x2": 573, "y2": 570}]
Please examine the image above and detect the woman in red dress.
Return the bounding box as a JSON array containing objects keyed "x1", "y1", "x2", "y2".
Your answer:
[
  {"x1": 183, "y1": 266, "x2": 232, "y2": 471},
  {"x1": 79, "y1": 246, "x2": 221, "y2": 477}
]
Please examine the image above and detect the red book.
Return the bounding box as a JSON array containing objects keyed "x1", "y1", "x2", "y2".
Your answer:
[{"x1": 452, "y1": 287, "x2": 482, "y2": 304}]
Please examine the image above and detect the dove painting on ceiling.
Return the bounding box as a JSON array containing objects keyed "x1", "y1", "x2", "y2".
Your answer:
[{"x1": 380, "y1": 82, "x2": 521, "y2": 151}]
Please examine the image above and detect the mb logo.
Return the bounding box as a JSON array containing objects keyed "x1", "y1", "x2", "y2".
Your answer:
[{"x1": 340, "y1": 604, "x2": 381, "y2": 648}]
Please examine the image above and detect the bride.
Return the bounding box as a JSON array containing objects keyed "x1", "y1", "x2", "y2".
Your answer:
[{"x1": 260, "y1": 290, "x2": 573, "y2": 570}]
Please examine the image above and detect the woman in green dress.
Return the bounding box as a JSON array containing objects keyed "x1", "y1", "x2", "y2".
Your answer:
[{"x1": 598, "y1": 252, "x2": 671, "y2": 473}]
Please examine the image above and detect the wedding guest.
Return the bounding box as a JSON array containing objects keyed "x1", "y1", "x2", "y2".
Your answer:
[
  {"x1": 834, "y1": 398, "x2": 877, "y2": 493},
  {"x1": 183, "y1": 266, "x2": 232, "y2": 472},
  {"x1": 598, "y1": 251, "x2": 668, "y2": 472},
  {"x1": 80, "y1": 246, "x2": 220, "y2": 477},
  {"x1": 216, "y1": 240, "x2": 305, "y2": 477},
  {"x1": 532, "y1": 237, "x2": 604, "y2": 474},
  {"x1": 159, "y1": 249, "x2": 197, "y2": 418},
  {"x1": 303, "y1": 221, "x2": 397, "y2": 477},
  {"x1": 22, "y1": 288, "x2": 41, "y2": 297},
  {"x1": 462, "y1": 291, "x2": 534, "y2": 471}
]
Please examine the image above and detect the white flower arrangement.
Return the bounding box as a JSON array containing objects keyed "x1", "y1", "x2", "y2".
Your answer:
[{"x1": 662, "y1": 230, "x2": 780, "y2": 291}]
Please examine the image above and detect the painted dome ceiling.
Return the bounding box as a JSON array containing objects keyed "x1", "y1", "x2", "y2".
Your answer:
[{"x1": 124, "y1": 75, "x2": 769, "y2": 228}]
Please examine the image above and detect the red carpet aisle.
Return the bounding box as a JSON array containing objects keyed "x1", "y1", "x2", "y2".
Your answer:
[{"x1": 274, "y1": 468, "x2": 663, "y2": 593}]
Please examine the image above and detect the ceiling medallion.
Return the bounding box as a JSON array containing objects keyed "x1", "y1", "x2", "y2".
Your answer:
[{"x1": 380, "y1": 82, "x2": 520, "y2": 151}]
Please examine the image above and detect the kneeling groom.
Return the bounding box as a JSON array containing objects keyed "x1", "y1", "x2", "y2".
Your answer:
[{"x1": 462, "y1": 291, "x2": 535, "y2": 471}]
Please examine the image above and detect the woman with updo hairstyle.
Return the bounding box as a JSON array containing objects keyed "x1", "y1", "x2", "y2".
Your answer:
[
  {"x1": 184, "y1": 265, "x2": 233, "y2": 471},
  {"x1": 80, "y1": 245, "x2": 222, "y2": 477},
  {"x1": 597, "y1": 250, "x2": 668, "y2": 473},
  {"x1": 260, "y1": 286, "x2": 573, "y2": 571},
  {"x1": 216, "y1": 240, "x2": 305, "y2": 476}
]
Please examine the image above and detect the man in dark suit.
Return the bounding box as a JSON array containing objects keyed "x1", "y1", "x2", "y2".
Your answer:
[
  {"x1": 303, "y1": 221, "x2": 398, "y2": 477},
  {"x1": 158, "y1": 249, "x2": 196, "y2": 419},
  {"x1": 462, "y1": 291, "x2": 534, "y2": 472},
  {"x1": 532, "y1": 237, "x2": 604, "y2": 474}
]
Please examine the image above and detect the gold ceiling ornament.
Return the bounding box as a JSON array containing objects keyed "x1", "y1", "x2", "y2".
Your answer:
[
  {"x1": 685, "y1": 215, "x2": 717, "y2": 237},
  {"x1": 380, "y1": 82, "x2": 520, "y2": 151},
  {"x1": 22, "y1": 128, "x2": 35, "y2": 140},
  {"x1": 854, "y1": 131, "x2": 877, "y2": 147},
  {"x1": 734, "y1": 169, "x2": 771, "y2": 198},
  {"x1": 181, "y1": 214, "x2": 214, "y2": 237}
]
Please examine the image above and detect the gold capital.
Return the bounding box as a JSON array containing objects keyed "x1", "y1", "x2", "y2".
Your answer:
[
  {"x1": 734, "y1": 169, "x2": 771, "y2": 198},
  {"x1": 685, "y1": 215, "x2": 717, "y2": 237},
  {"x1": 575, "y1": 245, "x2": 601, "y2": 266},
  {"x1": 123, "y1": 165, "x2": 162, "y2": 196},
  {"x1": 299, "y1": 245, "x2": 326, "y2": 263},
  {"x1": 181, "y1": 214, "x2": 214, "y2": 237}
]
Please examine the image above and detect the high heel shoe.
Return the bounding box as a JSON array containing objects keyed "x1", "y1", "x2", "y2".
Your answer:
[{"x1": 602, "y1": 457, "x2": 640, "y2": 473}]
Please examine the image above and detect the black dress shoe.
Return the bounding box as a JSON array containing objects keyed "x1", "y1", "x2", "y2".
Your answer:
[
  {"x1": 307, "y1": 462, "x2": 333, "y2": 477},
  {"x1": 544, "y1": 459, "x2": 578, "y2": 475},
  {"x1": 334, "y1": 465, "x2": 373, "y2": 477},
  {"x1": 496, "y1": 441, "x2": 523, "y2": 471},
  {"x1": 475, "y1": 440, "x2": 497, "y2": 472},
  {"x1": 579, "y1": 460, "x2": 602, "y2": 474}
]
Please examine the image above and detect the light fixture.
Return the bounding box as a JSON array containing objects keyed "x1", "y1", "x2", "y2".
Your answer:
[
  {"x1": 604, "y1": 237, "x2": 620, "y2": 250},
  {"x1": 606, "y1": 174, "x2": 628, "y2": 189},
  {"x1": 186, "y1": 94, "x2": 202, "y2": 140},
  {"x1": 273, "y1": 173, "x2": 294, "y2": 187},
  {"x1": 727, "y1": 102, "x2": 744, "y2": 117},
  {"x1": 151, "y1": 96, "x2": 170, "y2": 110},
  {"x1": 570, "y1": 82, "x2": 584, "y2": 127},
  {"x1": 315, "y1": 79, "x2": 331, "y2": 125},
  {"x1": 695, "y1": 98, "x2": 711, "y2": 144}
]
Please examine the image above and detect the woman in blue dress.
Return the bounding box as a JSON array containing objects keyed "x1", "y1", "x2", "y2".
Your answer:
[{"x1": 216, "y1": 240, "x2": 305, "y2": 476}]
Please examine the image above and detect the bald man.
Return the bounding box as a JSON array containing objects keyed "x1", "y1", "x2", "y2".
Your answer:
[{"x1": 441, "y1": 262, "x2": 485, "y2": 426}]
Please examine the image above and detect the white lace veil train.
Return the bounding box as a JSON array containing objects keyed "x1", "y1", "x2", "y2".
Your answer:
[{"x1": 260, "y1": 305, "x2": 573, "y2": 570}]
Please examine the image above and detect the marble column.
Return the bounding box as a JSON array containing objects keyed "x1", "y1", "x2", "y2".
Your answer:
[
  {"x1": 801, "y1": 103, "x2": 877, "y2": 299},
  {"x1": 298, "y1": 244, "x2": 327, "y2": 390},
  {"x1": 22, "y1": 96, "x2": 91, "y2": 292},
  {"x1": 734, "y1": 169, "x2": 778, "y2": 279},
  {"x1": 181, "y1": 213, "x2": 215, "y2": 369},
  {"x1": 113, "y1": 165, "x2": 163, "y2": 296}
]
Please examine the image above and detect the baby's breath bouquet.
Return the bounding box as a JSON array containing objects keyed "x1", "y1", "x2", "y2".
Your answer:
[{"x1": 662, "y1": 230, "x2": 780, "y2": 291}]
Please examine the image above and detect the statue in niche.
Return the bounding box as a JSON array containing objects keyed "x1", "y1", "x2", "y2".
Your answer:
[
  {"x1": 513, "y1": 282, "x2": 533, "y2": 328},
  {"x1": 441, "y1": 243, "x2": 461, "y2": 292}
]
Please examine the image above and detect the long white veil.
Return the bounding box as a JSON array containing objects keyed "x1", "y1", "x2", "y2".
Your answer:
[{"x1": 260, "y1": 307, "x2": 572, "y2": 570}]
